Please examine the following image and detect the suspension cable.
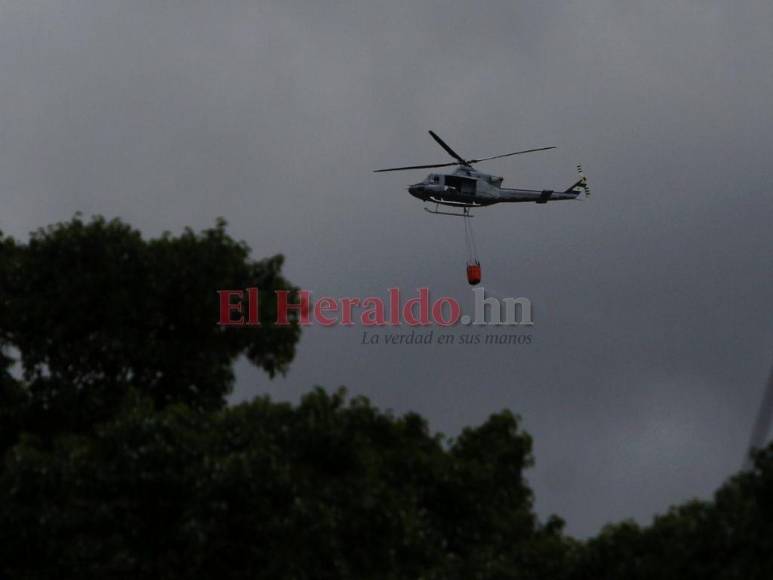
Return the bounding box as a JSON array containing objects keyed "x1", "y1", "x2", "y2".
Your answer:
[{"x1": 463, "y1": 209, "x2": 478, "y2": 264}]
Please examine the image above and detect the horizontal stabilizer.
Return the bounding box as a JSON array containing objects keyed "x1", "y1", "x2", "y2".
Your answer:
[{"x1": 565, "y1": 176, "x2": 588, "y2": 194}]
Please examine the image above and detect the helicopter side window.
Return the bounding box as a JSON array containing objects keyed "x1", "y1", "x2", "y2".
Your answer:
[{"x1": 432, "y1": 175, "x2": 439, "y2": 183}]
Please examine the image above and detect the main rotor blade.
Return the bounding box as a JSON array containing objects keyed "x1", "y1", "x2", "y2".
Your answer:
[
  {"x1": 373, "y1": 161, "x2": 458, "y2": 173},
  {"x1": 428, "y1": 130, "x2": 468, "y2": 165},
  {"x1": 469, "y1": 146, "x2": 557, "y2": 163}
]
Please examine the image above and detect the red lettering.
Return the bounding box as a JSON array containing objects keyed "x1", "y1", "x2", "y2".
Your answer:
[
  {"x1": 314, "y1": 297, "x2": 339, "y2": 326},
  {"x1": 432, "y1": 296, "x2": 461, "y2": 326},
  {"x1": 403, "y1": 288, "x2": 431, "y2": 326},
  {"x1": 275, "y1": 290, "x2": 311, "y2": 326},
  {"x1": 388, "y1": 288, "x2": 400, "y2": 325},
  {"x1": 247, "y1": 288, "x2": 260, "y2": 326},
  {"x1": 217, "y1": 290, "x2": 245, "y2": 326},
  {"x1": 361, "y1": 297, "x2": 386, "y2": 326},
  {"x1": 340, "y1": 297, "x2": 360, "y2": 326}
]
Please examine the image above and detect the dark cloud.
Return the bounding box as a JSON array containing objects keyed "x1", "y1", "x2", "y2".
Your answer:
[{"x1": 1, "y1": 0, "x2": 772, "y2": 536}]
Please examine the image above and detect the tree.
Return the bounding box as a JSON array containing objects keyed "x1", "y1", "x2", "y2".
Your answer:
[
  {"x1": 570, "y1": 445, "x2": 773, "y2": 580},
  {"x1": 0, "y1": 389, "x2": 570, "y2": 580},
  {"x1": 0, "y1": 215, "x2": 300, "y2": 437}
]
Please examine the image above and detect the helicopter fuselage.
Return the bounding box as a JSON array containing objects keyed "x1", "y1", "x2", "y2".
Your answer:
[{"x1": 408, "y1": 166, "x2": 582, "y2": 208}]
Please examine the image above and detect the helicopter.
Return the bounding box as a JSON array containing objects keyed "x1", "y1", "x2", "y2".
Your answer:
[
  {"x1": 375, "y1": 130, "x2": 590, "y2": 217},
  {"x1": 375, "y1": 130, "x2": 590, "y2": 285}
]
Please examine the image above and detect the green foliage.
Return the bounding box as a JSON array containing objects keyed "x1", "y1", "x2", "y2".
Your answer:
[
  {"x1": 0, "y1": 216, "x2": 300, "y2": 436},
  {"x1": 570, "y1": 446, "x2": 773, "y2": 580},
  {"x1": 0, "y1": 350, "x2": 27, "y2": 457},
  {"x1": 0, "y1": 389, "x2": 566, "y2": 580}
]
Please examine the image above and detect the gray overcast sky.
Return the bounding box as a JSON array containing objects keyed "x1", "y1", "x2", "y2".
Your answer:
[{"x1": 1, "y1": 0, "x2": 772, "y2": 537}]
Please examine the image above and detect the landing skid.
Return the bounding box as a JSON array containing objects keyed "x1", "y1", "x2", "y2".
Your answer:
[{"x1": 424, "y1": 204, "x2": 474, "y2": 218}]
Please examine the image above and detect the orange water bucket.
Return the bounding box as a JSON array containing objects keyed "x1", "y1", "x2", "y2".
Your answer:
[{"x1": 466, "y1": 262, "x2": 481, "y2": 285}]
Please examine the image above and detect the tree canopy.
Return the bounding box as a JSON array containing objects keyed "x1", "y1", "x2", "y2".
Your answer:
[
  {"x1": 569, "y1": 444, "x2": 773, "y2": 580},
  {"x1": 0, "y1": 389, "x2": 574, "y2": 579},
  {"x1": 0, "y1": 216, "x2": 299, "y2": 438}
]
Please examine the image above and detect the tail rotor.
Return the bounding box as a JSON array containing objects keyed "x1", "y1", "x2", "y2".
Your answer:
[{"x1": 576, "y1": 163, "x2": 591, "y2": 199}]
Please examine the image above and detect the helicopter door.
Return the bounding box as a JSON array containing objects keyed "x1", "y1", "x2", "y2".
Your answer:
[{"x1": 445, "y1": 175, "x2": 476, "y2": 196}]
